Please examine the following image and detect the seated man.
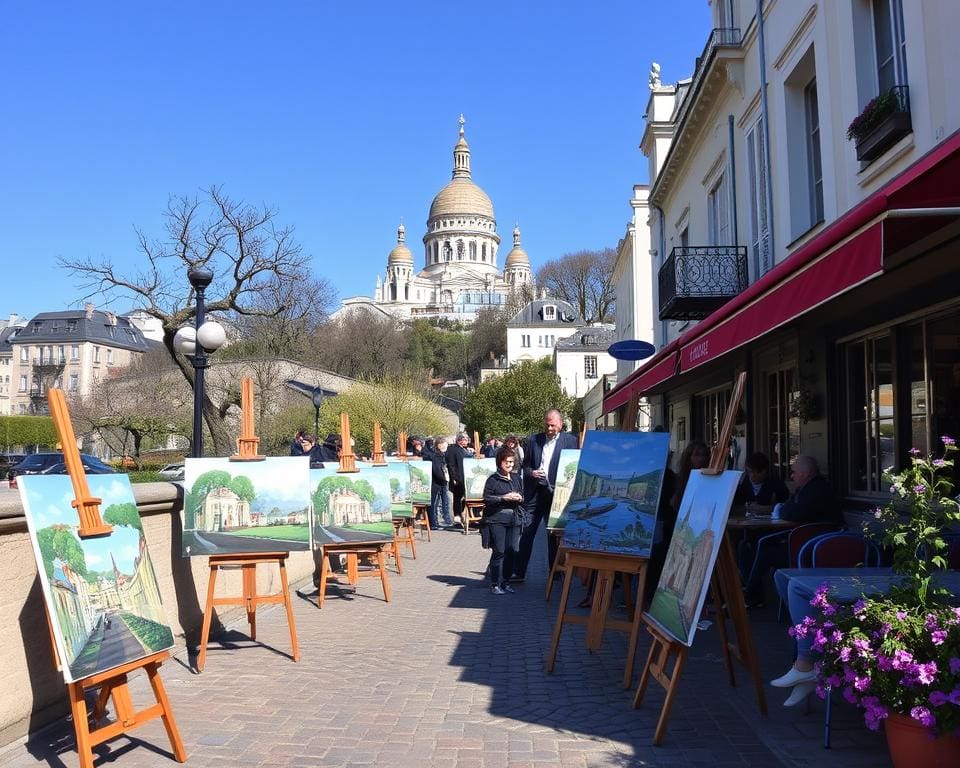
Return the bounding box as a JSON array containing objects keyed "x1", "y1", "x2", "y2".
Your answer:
[
  {"x1": 734, "y1": 451, "x2": 790, "y2": 514},
  {"x1": 742, "y1": 455, "x2": 838, "y2": 607}
]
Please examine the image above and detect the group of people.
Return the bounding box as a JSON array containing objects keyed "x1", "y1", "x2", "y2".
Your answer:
[{"x1": 289, "y1": 430, "x2": 341, "y2": 466}]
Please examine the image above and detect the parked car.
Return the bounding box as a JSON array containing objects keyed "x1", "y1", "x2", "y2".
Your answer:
[
  {"x1": 157, "y1": 463, "x2": 185, "y2": 481},
  {"x1": 8, "y1": 453, "x2": 111, "y2": 487},
  {"x1": 1, "y1": 454, "x2": 26, "y2": 474},
  {"x1": 39, "y1": 457, "x2": 117, "y2": 476}
]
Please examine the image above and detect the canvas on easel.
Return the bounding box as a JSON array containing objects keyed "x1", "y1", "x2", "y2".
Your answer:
[
  {"x1": 462, "y1": 457, "x2": 496, "y2": 499},
  {"x1": 545, "y1": 449, "x2": 581, "y2": 530},
  {"x1": 20, "y1": 474, "x2": 176, "y2": 683},
  {"x1": 310, "y1": 464, "x2": 398, "y2": 545}
]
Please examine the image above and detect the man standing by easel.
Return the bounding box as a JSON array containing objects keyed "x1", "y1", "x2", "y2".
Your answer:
[{"x1": 509, "y1": 408, "x2": 579, "y2": 583}]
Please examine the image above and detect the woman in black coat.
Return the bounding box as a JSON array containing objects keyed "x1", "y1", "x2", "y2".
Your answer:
[{"x1": 482, "y1": 446, "x2": 524, "y2": 595}]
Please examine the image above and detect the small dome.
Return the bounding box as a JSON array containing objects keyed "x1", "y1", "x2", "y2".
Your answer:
[
  {"x1": 387, "y1": 223, "x2": 413, "y2": 264},
  {"x1": 504, "y1": 225, "x2": 530, "y2": 268}
]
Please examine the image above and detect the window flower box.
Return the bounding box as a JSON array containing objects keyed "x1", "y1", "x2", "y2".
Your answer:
[{"x1": 847, "y1": 86, "x2": 912, "y2": 163}]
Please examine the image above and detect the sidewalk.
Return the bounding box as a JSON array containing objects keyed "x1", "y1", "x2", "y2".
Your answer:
[{"x1": 0, "y1": 528, "x2": 891, "y2": 767}]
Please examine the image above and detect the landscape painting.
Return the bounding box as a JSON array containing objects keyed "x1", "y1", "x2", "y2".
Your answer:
[
  {"x1": 19, "y1": 474, "x2": 175, "y2": 683},
  {"x1": 546, "y1": 449, "x2": 581, "y2": 529},
  {"x1": 382, "y1": 461, "x2": 413, "y2": 517},
  {"x1": 646, "y1": 469, "x2": 741, "y2": 646},
  {"x1": 463, "y1": 457, "x2": 496, "y2": 499},
  {"x1": 311, "y1": 464, "x2": 396, "y2": 546},
  {"x1": 408, "y1": 460, "x2": 432, "y2": 505},
  {"x1": 182, "y1": 457, "x2": 312, "y2": 557},
  {"x1": 560, "y1": 431, "x2": 670, "y2": 556}
]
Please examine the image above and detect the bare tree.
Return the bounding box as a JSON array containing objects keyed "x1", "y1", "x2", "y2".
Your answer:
[
  {"x1": 308, "y1": 310, "x2": 411, "y2": 379},
  {"x1": 535, "y1": 248, "x2": 617, "y2": 323},
  {"x1": 60, "y1": 186, "x2": 336, "y2": 455}
]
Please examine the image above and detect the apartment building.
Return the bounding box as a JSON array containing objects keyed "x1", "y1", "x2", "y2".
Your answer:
[
  {"x1": 605, "y1": 0, "x2": 960, "y2": 497},
  {"x1": 506, "y1": 298, "x2": 582, "y2": 367},
  {"x1": 7, "y1": 304, "x2": 155, "y2": 415}
]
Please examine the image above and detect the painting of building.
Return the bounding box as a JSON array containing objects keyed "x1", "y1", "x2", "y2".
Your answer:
[
  {"x1": 182, "y1": 457, "x2": 312, "y2": 557},
  {"x1": 463, "y1": 457, "x2": 496, "y2": 499},
  {"x1": 408, "y1": 461, "x2": 431, "y2": 504},
  {"x1": 546, "y1": 449, "x2": 581, "y2": 529},
  {"x1": 311, "y1": 465, "x2": 396, "y2": 546},
  {"x1": 560, "y1": 431, "x2": 670, "y2": 556},
  {"x1": 19, "y1": 475, "x2": 175, "y2": 683},
  {"x1": 384, "y1": 462, "x2": 413, "y2": 517},
  {"x1": 647, "y1": 470, "x2": 741, "y2": 646}
]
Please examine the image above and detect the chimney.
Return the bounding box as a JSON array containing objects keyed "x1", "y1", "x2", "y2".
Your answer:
[{"x1": 84, "y1": 303, "x2": 95, "y2": 319}]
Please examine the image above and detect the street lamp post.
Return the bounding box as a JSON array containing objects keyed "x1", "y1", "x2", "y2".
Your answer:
[
  {"x1": 311, "y1": 386, "x2": 324, "y2": 442},
  {"x1": 173, "y1": 268, "x2": 226, "y2": 458}
]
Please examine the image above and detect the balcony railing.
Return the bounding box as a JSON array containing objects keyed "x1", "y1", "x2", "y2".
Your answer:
[
  {"x1": 658, "y1": 245, "x2": 748, "y2": 321},
  {"x1": 854, "y1": 85, "x2": 912, "y2": 162},
  {"x1": 32, "y1": 357, "x2": 66, "y2": 367},
  {"x1": 674, "y1": 27, "x2": 741, "y2": 127}
]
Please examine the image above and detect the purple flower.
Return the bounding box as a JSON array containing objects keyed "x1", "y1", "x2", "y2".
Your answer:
[
  {"x1": 854, "y1": 675, "x2": 871, "y2": 692},
  {"x1": 839, "y1": 646, "x2": 852, "y2": 662},
  {"x1": 843, "y1": 686, "x2": 859, "y2": 704},
  {"x1": 896, "y1": 610, "x2": 908, "y2": 621},
  {"x1": 932, "y1": 459, "x2": 946, "y2": 467},
  {"x1": 852, "y1": 638, "x2": 870, "y2": 655},
  {"x1": 949, "y1": 658, "x2": 960, "y2": 675},
  {"x1": 932, "y1": 629, "x2": 947, "y2": 646},
  {"x1": 949, "y1": 688, "x2": 960, "y2": 705},
  {"x1": 910, "y1": 706, "x2": 936, "y2": 728},
  {"x1": 877, "y1": 655, "x2": 894, "y2": 672},
  {"x1": 908, "y1": 448, "x2": 922, "y2": 456},
  {"x1": 930, "y1": 691, "x2": 950, "y2": 706},
  {"x1": 913, "y1": 484, "x2": 927, "y2": 494},
  {"x1": 925, "y1": 614, "x2": 940, "y2": 630},
  {"x1": 853, "y1": 599, "x2": 868, "y2": 616},
  {"x1": 942, "y1": 435, "x2": 956, "y2": 446},
  {"x1": 892, "y1": 650, "x2": 914, "y2": 670},
  {"x1": 917, "y1": 661, "x2": 938, "y2": 685},
  {"x1": 862, "y1": 697, "x2": 889, "y2": 731}
]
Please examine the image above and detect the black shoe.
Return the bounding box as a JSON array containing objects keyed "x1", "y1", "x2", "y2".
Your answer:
[{"x1": 508, "y1": 575, "x2": 525, "y2": 584}]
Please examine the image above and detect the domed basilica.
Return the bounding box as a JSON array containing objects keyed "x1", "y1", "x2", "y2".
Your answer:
[{"x1": 341, "y1": 116, "x2": 532, "y2": 322}]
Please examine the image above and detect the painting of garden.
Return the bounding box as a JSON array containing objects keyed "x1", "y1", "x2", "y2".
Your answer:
[
  {"x1": 311, "y1": 465, "x2": 396, "y2": 546},
  {"x1": 182, "y1": 456, "x2": 312, "y2": 557},
  {"x1": 408, "y1": 461, "x2": 431, "y2": 504},
  {"x1": 463, "y1": 457, "x2": 496, "y2": 499},
  {"x1": 383, "y1": 461, "x2": 413, "y2": 517},
  {"x1": 546, "y1": 449, "x2": 581, "y2": 529},
  {"x1": 646, "y1": 469, "x2": 741, "y2": 645},
  {"x1": 560, "y1": 431, "x2": 670, "y2": 556},
  {"x1": 19, "y1": 474, "x2": 175, "y2": 683}
]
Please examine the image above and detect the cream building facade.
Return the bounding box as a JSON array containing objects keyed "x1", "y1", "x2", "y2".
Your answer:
[{"x1": 341, "y1": 117, "x2": 533, "y2": 322}]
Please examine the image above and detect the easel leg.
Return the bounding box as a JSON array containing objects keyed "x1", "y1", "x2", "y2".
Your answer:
[
  {"x1": 68, "y1": 682, "x2": 94, "y2": 768},
  {"x1": 653, "y1": 647, "x2": 687, "y2": 746},
  {"x1": 278, "y1": 560, "x2": 300, "y2": 662},
  {"x1": 93, "y1": 679, "x2": 111, "y2": 721},
  {"x1": 587, "y1": 569, "x2": 614, "y2": 652},
  {"x1": 347, "y1": 553, "x2": 359, "y2": 585},
  {"x1": 710, "y1": 579, "x2": 736, "y2": 686},
  {"x1": 633, "y1": 633, "x2": 660, "y2": 708},
  {"x1": 391, "y1": 533, "x2": 403, "y2": 575},
  {"x1": 622, "y1": 567, "x2": 647, "y2": 688},
  {"x1": 546, "y1": 562, "x2": 576, "y2": 673},
  {"x1": 377, "y1": 548, "x2": 391, "y2": 602},
  {"x1": 545, "y1": 545, "x2": 565, "y2": 602},
  {"x1": 110, "y1": 676, "x2": 135, "y2": 727},
  {"x1": 317, "y1": 552, "x2": 330, "y2": 609},
  {"x1": 197, "y1": 564, "x2": 219, "y2": 672},
  {"x1": 243, "y1": 564, "x2": 257, "y2": 641},
  {"x1": 146, "y1": 662, "x2": 187, "y2": 762},
  {"x1": 406, "y1": 519, "x2": 417, "y2": 559}
]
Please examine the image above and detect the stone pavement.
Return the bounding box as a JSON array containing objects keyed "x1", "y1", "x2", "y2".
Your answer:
[{"x1": 0, "y1": 527, "x2": 892, "y2": 768}]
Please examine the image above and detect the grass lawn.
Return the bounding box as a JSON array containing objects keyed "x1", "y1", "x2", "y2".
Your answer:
[
  {"x1": 350, "y1": 522, "x2": 395, "y2": 534},
  {"x1": 229, "y1": 525, "x2": 310, "y2": 542},
  {"x1": 648, "y1": 589, "x2": 689, "y2": 642}
]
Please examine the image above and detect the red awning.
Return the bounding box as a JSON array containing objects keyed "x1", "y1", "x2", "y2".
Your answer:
[{"x1": 603, "y1": 129, "x2": 960, "y2": 413}]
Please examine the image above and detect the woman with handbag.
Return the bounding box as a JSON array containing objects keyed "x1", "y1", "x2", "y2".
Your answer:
[{"x1": 481, "y1": 446, "x2": 524, "y2": 595}]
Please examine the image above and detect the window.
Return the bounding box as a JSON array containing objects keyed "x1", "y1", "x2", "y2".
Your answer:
[
  {"x1": 66, "y1": 319, "x2": 77, "y2": 332},
  {"x1": 32, "y1": 322, "x2": 41, "y2": 333},
  {"x1": 521, "y1": 334, "x2": 531, "y2": 348},
  {"x1": 544, "y1": 305, "x2": 556, "y2": 320},
  {"x1": 107, "y1": 349, "x2": 114, "y2": 365},
  {"x1": 679, "y1": 226, "x2": 689, "y2": 249},
  {"x1": 18, "y1": 375, "x2": 27, "y2": 392},
  {"x1": 469, "y1": 241, "x2": 477, "y2": 261},
  {"x1": 707, "y1": 172, "x2": 730, "y2": 246},
  {"x1": 766, "y1": 369, "x2": 801, "y2": 483},
  {"x1": 746, "y1": 117, "x2": 770, "y2": 275},
  {"x1": 20, "y1": 347, "x2": 28, "y2": 363},
  {"x1": 71, "y1": 345, "x2": 79, "y2": 360},
  {"x1": 804, "y1": 79, "x2": 824, "y2": 227},
  {"x1": 584, "y1": 356, "x2": 598, "y2": 379},
  {"x1": 873, "y1": 0, "x2": 907, "y2": 94},
  {"x1": 69, "y1": 374, "x2": 79, "y2": 391},
  {"x1": 845, "y1": 335, "x2": 894, "y2": 494},
  {"x1": 94, "y1": 346, "x2": 101, "y2": 362},
  {"x1": 58, "y1": 345, "x2": 65, "y2": 363}
]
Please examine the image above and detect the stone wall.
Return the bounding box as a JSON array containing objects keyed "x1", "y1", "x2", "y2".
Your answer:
[{"x1": 0, "y1": 482, "x2": 317, "y2": 749}]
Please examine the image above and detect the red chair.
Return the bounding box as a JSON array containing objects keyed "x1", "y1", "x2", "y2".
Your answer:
[
  {"x1": 789, "y1": 523, "x2": 843, "y2": 568},
  {"x1": 800, "y1": 532, "x2": 880, "y2": 568}
]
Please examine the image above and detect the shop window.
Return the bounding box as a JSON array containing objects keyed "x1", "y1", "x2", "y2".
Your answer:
[
  {"x1": 584, "y1": 356, "x2": 598, "y2": 379},
  {"x1": 845, "y1": 335, "x2": 894, "y2": 494},
  {"x1": 767, "y1": 369, "x2": 801, "y2": 483}
]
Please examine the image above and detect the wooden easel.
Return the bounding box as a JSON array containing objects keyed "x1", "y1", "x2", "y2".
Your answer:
[
  {"x1": 197, "y1": 377, "x2": 299, "y2": 671},
  {"x1": 315, "y1": 413, "x2": 393, "y2": 606},
  {"x1": 371, "y1": 421, "x2": 387, "y2": 465},
  {"x1": 545, "y1": 425, "x2": 587, "y2": 598},
  {"x1": 634, "y1": 371, "x2": 766, "y2": 745},
  {"x1": 46, "y1": 389, "x2": 186, "y2": 766},
  {"x1": 546, "y1": 550, "x2": 647, "y2": 688}
]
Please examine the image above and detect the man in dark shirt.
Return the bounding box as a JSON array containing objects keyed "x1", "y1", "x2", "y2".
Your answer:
[{"x1": 446, "y1": 433, "x2": 471, "y2": 525}]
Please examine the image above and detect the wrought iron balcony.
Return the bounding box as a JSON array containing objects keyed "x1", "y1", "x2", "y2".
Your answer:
[
  {"x1": 658, "y1": 245, "x2": 748, "y2": 321},
  {"x1": 674, "y1": 27, "x2": 742, "y2": 126}
]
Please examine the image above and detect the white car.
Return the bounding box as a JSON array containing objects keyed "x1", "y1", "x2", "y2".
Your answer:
[{"x1": 158, "y1": 463, "x2": 185, "y2": 481}]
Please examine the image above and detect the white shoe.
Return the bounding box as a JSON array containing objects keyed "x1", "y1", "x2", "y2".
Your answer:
[
  {"x1": 770, "y1": 666, "x2": 816, "y2": 688},
  {"x1": 783, "y1": 681, "x2": 816, "y2": 707}
]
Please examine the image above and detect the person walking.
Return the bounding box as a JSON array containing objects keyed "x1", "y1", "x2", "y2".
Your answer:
[
  {"x1": 430, "y1": 437, "x2": 452, "y2": 529},
  {"x1": 482, "y1": 447, "x2": 524, "y2": 595},
  {"x1": 510, "y1": 409, "x2": 579, "y2": 582},
  {"x1": 446, "y1": 432, "x2": 470, "y2": 527}
]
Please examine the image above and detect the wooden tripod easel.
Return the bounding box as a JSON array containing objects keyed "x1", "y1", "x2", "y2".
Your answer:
[
  {"x1": 196, "y1": 377, "x2": 299, "y2": 671},
  {"x1": 634, "y1": 371, "x2": 766, "y2": 745},
  {"x1": 46, "y1": 389, "x2": 186, "y2": 766}
]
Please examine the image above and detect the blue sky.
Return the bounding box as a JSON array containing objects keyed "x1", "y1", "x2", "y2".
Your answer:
[{"x1": 0, "y1": 2, "x2": 711, "y2": 320}]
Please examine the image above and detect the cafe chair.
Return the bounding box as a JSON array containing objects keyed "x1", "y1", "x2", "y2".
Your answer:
[
  {"x1": 774, "y1": 523, "x2": 843, "y2": 620},
  {"x1": 800, "y1": 532, "x2": 881, "y2": 569}
]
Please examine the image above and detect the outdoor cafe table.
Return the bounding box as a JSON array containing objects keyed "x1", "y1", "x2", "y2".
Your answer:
[{"x1": 778, "y1": 567, "x2": 960, "y2": 602}]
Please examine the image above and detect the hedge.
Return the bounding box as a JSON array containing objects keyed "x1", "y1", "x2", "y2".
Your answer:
[{"x1": 0, "y1": 416, "x2": 58, "y2": 449}]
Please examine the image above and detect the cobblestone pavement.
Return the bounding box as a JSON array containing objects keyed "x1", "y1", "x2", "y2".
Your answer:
[{"x1": 0, "y1": 527, "x2": 891, "y2": 767}]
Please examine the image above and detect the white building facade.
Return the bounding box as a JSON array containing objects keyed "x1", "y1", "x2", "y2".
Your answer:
[
  {"x1": 605, "y1": 0, "x2": 960, "y2": 492},
  {"x1": 506, "y1": 298, "x2": 582, "y2": 368}
]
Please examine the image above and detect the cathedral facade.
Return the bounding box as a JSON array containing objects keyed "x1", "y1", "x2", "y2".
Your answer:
[{"x1": 342, "y1": 117, "x2": 532, "y2": 322}]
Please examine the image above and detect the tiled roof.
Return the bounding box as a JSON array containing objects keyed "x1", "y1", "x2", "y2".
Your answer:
[
  {"x1": 14, "y1": 309, "x2": 155, "y2": 353},
  {"x1": 554, "y1": 325, "x2": 616, "y2": 350},
  {"x1": 508, "y1": 299, "x2": 582, "y2": 327}
]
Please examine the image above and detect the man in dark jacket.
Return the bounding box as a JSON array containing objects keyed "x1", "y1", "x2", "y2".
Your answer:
[
  {"x1": 446, "y1": 433, "x2": 470, "y2": 525},
  {"x1": 318, "y1": 434, "x2": 341, "y2": 465},
  {"x1": 509, "y1": 409, "x2": 579, "y2": 582}
]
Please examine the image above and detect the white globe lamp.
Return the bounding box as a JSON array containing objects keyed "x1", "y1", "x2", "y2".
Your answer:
[
  {"x1": 196, "y1": 321, "x2": 227, "y2": 352},
  {"x1": 173, "y1": 326, "x2": 197, "y2": 356}
]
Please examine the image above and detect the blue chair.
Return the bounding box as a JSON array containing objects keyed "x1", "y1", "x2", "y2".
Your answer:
[{"x1": 799, "y1": 532, "x2": 880, "y2": 568}]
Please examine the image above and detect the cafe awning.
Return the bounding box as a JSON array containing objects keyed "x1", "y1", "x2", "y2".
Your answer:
[{"x1": 604, "y1": 129, "x2": 960, "y2": 414}]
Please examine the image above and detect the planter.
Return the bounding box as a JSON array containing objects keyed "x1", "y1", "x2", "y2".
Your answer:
[
  {"x1": 885, "y1": 712, "x2": 960, "y2": 768},
  {"x1": 855, "y1": 111, "x2": 912, "y2": 162}
]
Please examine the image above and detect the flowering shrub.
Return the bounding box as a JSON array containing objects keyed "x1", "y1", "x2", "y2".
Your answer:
[
  {"x1": 796, "y1": 438, "x2": 960, "y2": 735},
  {"x1": 846, "y1": 89, "x2": 900, "y2": 142}
]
